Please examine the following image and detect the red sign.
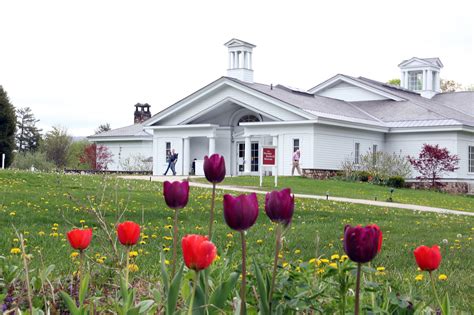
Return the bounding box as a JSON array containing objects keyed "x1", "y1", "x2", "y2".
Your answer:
[{"x1": 262, "y1": 147, "x2": 276, "y2": 166}]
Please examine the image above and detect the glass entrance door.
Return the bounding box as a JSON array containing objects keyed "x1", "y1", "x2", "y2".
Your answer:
[{"x1": 237, "y1": 142, "x2": 259, "y2": 173}]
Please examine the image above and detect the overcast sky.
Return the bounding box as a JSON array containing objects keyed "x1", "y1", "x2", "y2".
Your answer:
[{"x1": 1, "y1": 0, "x2": 473, "y2": 136}]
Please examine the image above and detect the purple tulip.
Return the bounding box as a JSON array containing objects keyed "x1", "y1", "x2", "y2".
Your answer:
[
  {"x1": 265, "y1": 188, "x2": 295, "y2": 226},
  {"x1": 204, "y1": 154, "x2": 226, "y2": 184},
  {"x1": 163, "y1": 181, "x2": 189, "y2": 209},
  {"x1": 223, "y1": 193, "x2": 259, "y2": 231},
  {"x1": 343, "y1": 225, "x2": 381, "y2": 263}
]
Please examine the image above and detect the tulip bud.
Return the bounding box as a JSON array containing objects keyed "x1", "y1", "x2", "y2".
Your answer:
[
  {"x1": 204, "y1": 154, "x2": 226, "y2": 184},
  {"x1": 223, "y1": 193, "x2": 259, "y2": 231},
  {"x1": 117, "y1": 221, "x2": 141, "y2": 246},
  {"x1": 414, "y1": 245, "x2": 441, "y2": 271},
  {"x1": 67, "y1": 228, "x2": 93, "y2": 250},
  {"x1": 265, "y1": 188, "x2": 294, "y2": 226},
  {"x1": 182, "y1": 234, "x2": 217, "y2": 271},
  {"x1": 163, "y1": 180, "x2": 189, "y2": 209},
  {"x1": 343, "y1": 224, "x2": 381, "y2": 263}
]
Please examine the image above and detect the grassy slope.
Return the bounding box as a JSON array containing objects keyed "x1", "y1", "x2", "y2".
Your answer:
[
  {"x1": 192, "y1": 176, "x2": 474, "y2": 212},
  {"x1": 0, "y1": 170, "x2": 473, "y2": 308}
]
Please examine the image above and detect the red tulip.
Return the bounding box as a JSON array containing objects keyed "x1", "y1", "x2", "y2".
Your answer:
[
  {"x1": 223, "y1": 193, "x2": 259, "y2": 231},
  {"x1": 163, "y1": 180, "x2": 189, "y2": 209},
  {"x1": 265, "y1": 188, "x2": 295, "y2": 226},
  {"x1": 204, "y1": 154, "x2": 226, "y2": 184},
  {"x1": 182, "y1": 234, "x2": 217, "y2": 271},
  {"x1": 414, "y1": 245, "x2": 441, "y2": 271},
  {"x1": 368, "y1": 224, "x2": 383, "y2": 253},
  {"x1": 67, "y1": 228, "x2": 93, "y2": 250},
  {"x1": 117, "y1": 221, "x2": 140, "y2": 246},
  {"x1": 343, "y1": 225, "x2": 381, "y2": 263}
]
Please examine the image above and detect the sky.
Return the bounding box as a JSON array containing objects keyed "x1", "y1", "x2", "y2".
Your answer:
[{"x1": 1, "y1": 0, "x2": 473, "y2": 136}]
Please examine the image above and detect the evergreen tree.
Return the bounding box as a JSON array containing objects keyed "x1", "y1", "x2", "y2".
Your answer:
[
  {"x1": 0, "y1": 86, "x2": 17, "y2": 168},
  {"x1": 95, "y1": 123, "x2": 111, "y2": 135},
  {"x1": 16, "y1": 107, "x2": 42, "y2": 152}
]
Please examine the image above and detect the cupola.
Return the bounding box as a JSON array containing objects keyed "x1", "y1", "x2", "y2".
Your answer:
[
  {"x1": 398, "y1": 57, "x2": 443, "y2": 99},
  {"x1": 224, "y1": 38, "x2": 256, "y2": 83}
]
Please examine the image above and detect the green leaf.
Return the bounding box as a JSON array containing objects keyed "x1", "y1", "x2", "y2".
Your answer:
[
  {"x1": 209, "y1": 272, "x2": 239, "y2": 315},
  {"x1": 253, "y1": 262, "x2": 270, "y2": 315},
  {"x1": 166, "y1": 263, "x2": 184, "y2": 315},
  {"x1": 135, "y1": 300, "x2": 155, "y2": 314},
  {"x1": 192, "y1": 284, "x2": 206, "y2": 315},
  {"x1": 79, "y1": 274, "x2": 90, "y2": 305},
  {"x1": 442, "y1": 293, "x2": 451, "y2": 315},
  {"x1": 59, "y1": 291, "x2": 80, "y2": 315},
  {"x1": 161, "y1": 252, "x2": 170, "y2": 294}
]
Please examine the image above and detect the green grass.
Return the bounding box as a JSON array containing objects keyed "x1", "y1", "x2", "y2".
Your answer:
[
  {"x1": 191, "y1": 176, "x2": 474, "y2": 212},
  {"x1": 1, "y1": 170, "x2": 473, "y2": 310}
]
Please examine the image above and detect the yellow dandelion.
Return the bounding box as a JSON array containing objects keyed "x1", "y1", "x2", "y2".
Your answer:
[
  {"x1": 129, "y1": 251, "x2": 138, "y2": 258},
  {"x1": 282, "y1": 262, "x2": 289, "y2": 268},
  {"x1": 256, "y1": 239, "x2": 263, "y2": 245},
  {"x1": 70, "y1": 252, "x2": 80, "y2": 259},
  {"x1": 376, "y1": 267, "x2": 385, "y2": 272},
  {"x1": 317, "y1": 268, "x2": 325, "y2": 274},
  {"x1": 10, "y1": 248, "x2": 21, "y2": 254},
  {"x1": 415, "y1": 274, "x2": 424, "y2": 281},
  {"x1": 128, "y1": 264, "x2": 139, "y2": 272},
  {"x1": 163, "y1": 236, "x2": 172, "y2": 241},
  {"x1": 329, "y1": 262, "x2": 338, "y2": 269},
  {"x1": 53, "y1": 223, "x2": 59, "y2": 227},
  {"x1": 79, "y1": 220, "x2": 85, "y2": 224},
  {"x1": 38, "y1": 231, "x2": 45, "y2": 236},
  {"x1": 340, "y1": 255, "x2": 349, "y2": 261},
  {"x1": 309, "y1": 258, "x2": 317, "y2": 264},
  {"x1": 331, "y1": 254, "x2": 340, "y2": 260},
  {"x1": 163, "y1": 247, "x2": 171, "y2": 252},
  {"x1": 320, "y1": 258, "x2": 329, "y2": 264},
  {"x1": 226, "y1": 233, "x2": 233, "y2": 238},
  {"x1": 165, "y1": 260, "x2": 170, "y2": 265},
  {"x1": 278, "y1": 253, "x2": 283, "y2": 259},
  {"x1": 9, "y1": 211, "x2": 16, "y2": 216},
  {"x1": 164, "y1": 225, "x2": 172, "y2": 229},
  {"x1": 294, "y1": 249, "x2": 301, "y2": 254},
  {"x1": 438, "y1": 274, "x2": 448, "y2": 281},
  {"x1": 139, "y1": 241, "x2": 146, "y2": 245},
  {"x1": 96, "y1": 258, "x2": 105, "y2": 264}
]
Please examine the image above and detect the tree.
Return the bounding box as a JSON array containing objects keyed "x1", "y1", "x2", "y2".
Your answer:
[
  {"x1": 464, "y1": 84, "x2": 474, "y2": 91},
  {"x1": 66, "y1": 140, "x2": 89, "y2": 169},
  {"x1": 408, "y1": 144, "x2": 460, "y2": 188},
  {"x1": 440, "y1": 79, "x2": 462, "y2": 92},
  {"x1": 79, "y1": 143, "x2": 113, "y2": 170},
  {"x1": 43, "y1": 126, "x2": 72, "y2": 168},
  {"x1": 16, "y1": 107, "x2": 42, "y2": 152},
  {"x1": 387, "y1": 78, "x2": 400, "y2": 86},
  {"x1": 95, "y1": 123, "x2": 111, "y2": 135},
  {"x1": 0, "y1": 86, "x2": 17, "y2": 168}
]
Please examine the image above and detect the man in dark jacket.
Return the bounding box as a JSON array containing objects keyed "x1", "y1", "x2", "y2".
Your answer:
[{"x1": 163, "y1": 149, "x2": 178, "y2": 176}]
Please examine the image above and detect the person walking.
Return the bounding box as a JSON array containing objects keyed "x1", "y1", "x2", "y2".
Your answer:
[
  {"x1": 163, "y1": 149, "x2": 178, "y2": 176},
  {"x1": 291, "y1": 149, "x2": 302, "y2": 176}
]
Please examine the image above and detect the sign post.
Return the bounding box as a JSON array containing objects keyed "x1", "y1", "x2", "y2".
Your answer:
[
  {"x1": 1, "y1": 153, "x2": 4, "y2": 170},
  {"x1": 260, "y1": 145, "x2": 277, "y2": 187}
]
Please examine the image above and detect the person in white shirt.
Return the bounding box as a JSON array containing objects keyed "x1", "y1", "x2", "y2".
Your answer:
[{"x1": 292, "y1": 149, "x2": 302, "y2": 176}]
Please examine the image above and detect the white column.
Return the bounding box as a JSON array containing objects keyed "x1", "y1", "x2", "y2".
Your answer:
[
  {"x1": 272, "y1": 135, "x2": 278, "y2": 175},
  {"x1": 435, "y1": 71, "x2": 440, "y2": 91},
  {"x1": 404, "y1": 71, "x2": 409, "y2": 89},
  {"x1": 422, "y1": 70, "x2": 426, "y2": 90},
  {"x1": 208, "y1": 137, "x2": 216, "y2": 156},
  {"x1": 232, "y1": 52, "x2": 236, "y2": 68},
  {"x1": 400, "y1": 71, "x2": 405, "y2": 88},
  {"x1": 152, "y1": 137, "x2": 159, "y2": 176},
  {"x1": 249, "y1": 52, "x2": 252, "y2": 69},
  {"x1": 183, "y1": 137, "x2": 190, "y2": 175},
  {"x1": 244, "y1": 136, "x2": 251, "y2": 174},
  {"x1": 228, "y1": 52, "x2": 232, "y2": 69},
  {"x1": 427, "y1": 70, "x2": 433, "y2": 91}
]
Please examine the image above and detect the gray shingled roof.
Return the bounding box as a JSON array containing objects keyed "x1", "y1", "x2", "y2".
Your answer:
[{"x1": 88, "y1": 123, "x2": 152, "y2": 138}]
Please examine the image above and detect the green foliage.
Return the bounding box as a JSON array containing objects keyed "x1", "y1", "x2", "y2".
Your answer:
[
  {"x1": 355, "y1": 170, "x2": 371, "y2": 182},
  {"x1": 387, "y1": 78, "x2": 400, "y2": 86},
  {"x1": 387, "y1": 176, "x2": 405, "y2": 188},
  {"x1": 16, "y1": 107, "x2": 42, "y2": 152},
  {"x1": 0, "y1": 85, "x2": 17, "y2": 167},
  {"x1": 42, "y1": 126, "x2": 72, "y2": 168},
  {"x1": 440, "y1": 79, "x2": 462, "y2": 92},
  {"x1": 94, "y1": 123, "x2": 111, "y2": 135},
  {"x1": 11, "y1": 151, "x2": 56, "y2": 171},
  {"x1": 66, "y1": 140, "x2": 89, "y2": 169}
]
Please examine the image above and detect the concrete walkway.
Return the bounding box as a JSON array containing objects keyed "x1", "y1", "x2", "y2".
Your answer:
[{"x1": 120, "y1": 175, "x2": 474, "y2": 217}]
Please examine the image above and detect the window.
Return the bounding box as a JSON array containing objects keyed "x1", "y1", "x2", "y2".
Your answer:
[
  {"x1": 469, "y1": 146, "x2": 474, "y2": 173},
  {"x1": 354, "y1": 142, "x2": 360, "y2": 164},
  {"x1": 251, "y1": 142, "x2": 259, "y2": 172},
  {"x1": 165, "y1": 142, "x2": 171, "y2": 159},
  {"x1": 372, "y1": 144, "x2": 378, "y2": 164},
  {"x1": 293, "y1": 139, "x2": 300, "y2": 152},
  {"x1": 408, "y1": 71, "x2": 423, "y2": 90},
  {"x1": 238, "y1": 114, "x2": 260, "y2": 124}
]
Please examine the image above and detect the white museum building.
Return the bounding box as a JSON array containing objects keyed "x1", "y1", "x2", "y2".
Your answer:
[{"x1": 89, "y1": 39, "x2": 474, "y2": 182}]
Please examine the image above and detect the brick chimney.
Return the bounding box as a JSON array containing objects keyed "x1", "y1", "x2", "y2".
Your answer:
[{"x1": 134, "y1": 103, "x2": 152, "y2": 124}]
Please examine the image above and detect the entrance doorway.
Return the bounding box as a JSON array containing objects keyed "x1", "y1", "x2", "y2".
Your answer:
[{"x1": 237, "y1": 142, "x2": 259, "y2": 174}]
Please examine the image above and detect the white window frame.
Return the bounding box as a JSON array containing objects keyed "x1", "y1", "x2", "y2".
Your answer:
[
  {"x1": 408, "y1": 71, "x2": 423, "y2": 90},
  {"x1": 165, "y1": 142, "x2": 171, "y2": 159},
  {"x1": 293, "y1": 138, "x2": 300, "y2": 152},
  {"x1": 469, "y1": 146, "x2": 474, "y2": 173},
  {"x1": 354, "y1": 142, "x2": 360, "y2": 164}
]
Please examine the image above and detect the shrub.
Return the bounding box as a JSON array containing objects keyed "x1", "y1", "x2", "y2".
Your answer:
[
  {"x1": 356, "y1": 171, "x2": 371, "y2": 182},
  {"x1": 387, "y1": 176, "x2": 405, "y2": 188},
  {"x1": 11, "y1": 151, "x2": 56, "y2": 172}
]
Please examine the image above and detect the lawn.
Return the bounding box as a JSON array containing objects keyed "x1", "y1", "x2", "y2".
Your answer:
[
  {"x1": 192, "y1": 176, "x2": 474, "y2": 212},
  {"x1": 1, "y1": 170, "x2": 473, "y2": 312}
]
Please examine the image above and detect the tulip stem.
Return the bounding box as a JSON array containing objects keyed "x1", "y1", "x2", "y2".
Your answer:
[
  {"x1": 354, "y1": 262, "x2": 362, "y2": 315},
  {"x1": 79, "y1": 249, "x2": 85, "y2": 281},
  {"x1": 208, "y1": 183, "x2": 216, "y2": 240},
  {"x1": 269, "y1": 224, "x2": 282, "y2": 311},
  {"x1": 124, "y1": 246, "x2": 130, "y2": 288},
  {"x1": 240, "y1": 231, "x2": 247, "y2": 315},
  {"x1": 172, "y1": 208, "x2": 179, "y2": 277},
  {"x1": 19, "y1": 233, "x2": 33, "y2": 314},
  {"x1": 429, "y1": 271, "x2": 443, "y2": 312},
  {"x1": 188, "y1": 270, "x2": 199, "y2": 315}
]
